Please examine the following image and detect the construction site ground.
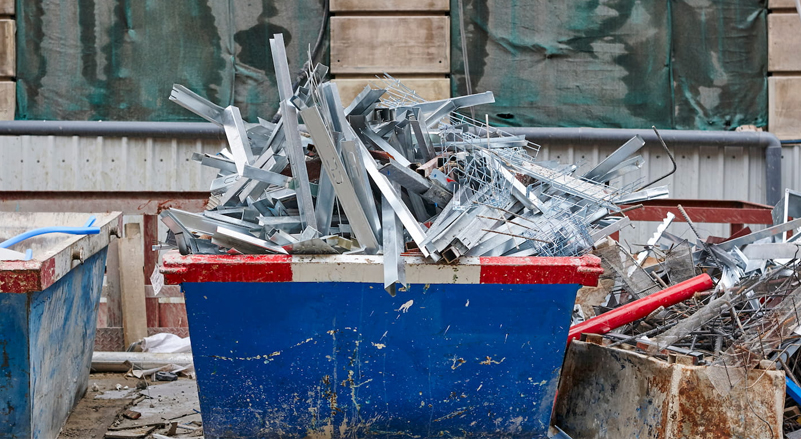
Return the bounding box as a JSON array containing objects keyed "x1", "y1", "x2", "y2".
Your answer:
[{"x1": 58, "y1": 373, "x2": 201, "y2": 439}]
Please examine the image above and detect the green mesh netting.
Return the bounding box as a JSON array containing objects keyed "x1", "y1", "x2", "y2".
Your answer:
[
  {"x1": 16, "y1": 0, "x2": 328, "y2": 122},
  {"x1": 451, "y1": 0, "x2": 767, "y2": 130},
  {"x1": 17, "y1": 0, "x2": 766, "y2": 129}
]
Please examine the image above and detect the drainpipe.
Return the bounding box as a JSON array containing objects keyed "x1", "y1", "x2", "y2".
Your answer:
[
  {"x1": 0, "y1": 121, "x2": 227, "y2": 139},
  {"x1": 0, "y1": 122, "x2": 783, "y2": 205},
  {"x1": 503, "y1": 127, "x2": 783, "y2": 206}
]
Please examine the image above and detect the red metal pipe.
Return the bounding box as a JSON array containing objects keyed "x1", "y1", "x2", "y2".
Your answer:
[{"x1": 567, "y1": 273, "x2": 713, "y2": 345}]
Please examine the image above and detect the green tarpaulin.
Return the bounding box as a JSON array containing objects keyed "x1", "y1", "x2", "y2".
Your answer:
[
  {"x1": 451, "y1": 0, "x2": 767, "y2": 130},
  {"x1": 16, "y1": 0, "x2": 327, "y2": 122},
  {"x1": 17, "y1": 1, "x2": 766, "y2": 130}
]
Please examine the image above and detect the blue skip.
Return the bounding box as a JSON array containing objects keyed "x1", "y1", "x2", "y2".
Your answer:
[{"x1": 161, "y1": 253, "x2": 602, "y2": 439}]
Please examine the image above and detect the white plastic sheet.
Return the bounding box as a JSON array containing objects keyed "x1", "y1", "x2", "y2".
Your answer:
[{"x1": 141, "y1": 333, "x2": 191, "y2": 354}]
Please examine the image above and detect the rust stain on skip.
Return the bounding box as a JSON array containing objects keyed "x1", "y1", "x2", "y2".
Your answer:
[
  {"x1": 555, "y1": 342, "x2": 783, "y2": 439},
  {"x1": 479, "y1": 356, "x2": 505, "y2": 365},
  {"x1": 675, "y1": 372, "x2": 733, "y2": 438}
]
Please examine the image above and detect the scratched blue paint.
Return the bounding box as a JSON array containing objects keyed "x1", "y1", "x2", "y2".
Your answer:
[
  {"x1": 0, "y1": 293, "x2": 30, "y2": 439},
  {"x1": 0, "y1": 249, "x2": 107, "y2": 439},
  {"x1": 183, "y1": 281, "x2": 580, "y2": 439}
]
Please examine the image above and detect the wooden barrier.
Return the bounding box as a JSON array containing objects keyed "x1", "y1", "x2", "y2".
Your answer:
[{"x1": 329, "y1": 2, "x2": 451, "y2": 103}]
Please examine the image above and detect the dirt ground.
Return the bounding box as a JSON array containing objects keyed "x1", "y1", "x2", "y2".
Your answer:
[{"x1": 58, "y1": 373, "x2": 201, "y2": 439}]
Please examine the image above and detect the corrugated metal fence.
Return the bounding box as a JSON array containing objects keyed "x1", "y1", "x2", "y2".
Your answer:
[
  {"x1": 0, "y1": 135, "x2": 222, "y2": 191},
  {"x1": 783, "y1": 143, "x2": 801, "y2": 193},
  {"x1": 0, "y1": 131, "x2": 795, "y2": 247},
  {"x1": 538, "y1": 142, "x2": 771, "y2": 244}
]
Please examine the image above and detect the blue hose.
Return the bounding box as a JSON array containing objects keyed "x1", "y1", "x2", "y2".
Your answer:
[
  {"x1": 0, "y1": 219, "x2": 101, "y2": 249},
  {"x1": 788, "y1": 376, "x2": 801, "y2": 406}
]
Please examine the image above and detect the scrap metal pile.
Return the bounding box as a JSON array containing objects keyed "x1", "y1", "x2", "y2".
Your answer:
[
  {"x1": 157, "y1": 34, "x2": 661, "y2": 294},
  {"x1": 569, "y1": 190, "x2": 801, "y2": 435}
]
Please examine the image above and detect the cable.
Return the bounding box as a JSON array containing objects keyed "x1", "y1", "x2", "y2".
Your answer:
[
  {"x1": 309, "y1": 0, "x2": 330, "y2": 70},
  {"x1": 636, "y1": 126, "x2": 677, "y2": 191},
  {"x1": 457, "y1": 0, "x2": 475, "y2": 121}
]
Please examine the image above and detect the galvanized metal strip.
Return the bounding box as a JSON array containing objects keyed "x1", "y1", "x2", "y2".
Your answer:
[
  {"x1": 169, "y1": 85, "x2": 224, "y2": 125},
  {"x1": 360, "y1": 128, "x2": 413, "y2": 168},
  {"x1": 220, "y1": 106, "x2": 255, "y2": 175},
  {"x1": 313, "y1": 84, "x2": 342, "y2": 235},
  {"x1": 321, "y1": 82, "x2": 382, "y2": 237},
  {"x1": 314, "y1": 161, "x2": 338, "y2": 236},
  {"x1": 421, "y1": 101, "x2": 456, "y2": 129},
  {"x1": 411, "y1": 91, "x2": 495, "y2": 116},
  {"x1": 582, "y1": 135, "x2": 645, "y2": 182},
  {"x1": 270, "y1": 34, "x2": 317, "y2": 231},
  {"x1": 164, "y1": 209, "x2": 254, "y2": 235},
  {"x1": 409, "y1": 116, "x2": 436, "y2": 162},
  {"x1": 344, "y1": 86, "x2": 386, "y2": 116},
  {"x1": 242, "y1": 165, "x2": 292, "y2": 188},
  {"x1": 212, "y1": 226, "x2": 288, "y2": 255},
  {"x1": 341, "y1": 139, "x2": 382, "y2": 238},
  {"x1": 379, "y1": 159, "x2": 431, "y2": 193},
  {"x1": 194, "y1": 153, "x2": 237, "y2": 174},
  {"x1": 382, "y1": 185, "x2": 406, "y2": 294},
  {"x1": 357, "y1": 141, "x2": 429, "y2": 257},
  {"x1": 238, "y1": 155, "x2": 289, "y2": 204},
  {"x1": 714, "y1": 217, "x2": 801, "y2": 251},
  {"x1": 466, "y1": 221, "x2": 529, "y2": 257},
  {"x1": 300, "y1": 106, "x2": 379, "y2": 254},
  {"x1": 590, "y1": 217, "x2": 631, "y2": 242},
  {"x1": 742, "y1": 243, "x2": 801, "y2": 260}
]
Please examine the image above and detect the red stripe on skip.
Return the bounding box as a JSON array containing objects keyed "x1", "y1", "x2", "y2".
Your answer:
[
  {"x1": 161, "y1": 253, "x2": 293, "y2": 284},
  {"x1": 567, "y1": 273, "x2": 714, "y2": 344},
  {"x1": 479, "y1": 255, "x2": 603, "y2": 285}
]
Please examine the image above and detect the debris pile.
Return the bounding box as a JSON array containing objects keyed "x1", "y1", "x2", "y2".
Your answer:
[
  {"x1": 568, "y1": 190, "x2": 801, "y2": 436},
  {"x1": 147, "y1": 32, "x2": 801, "y2": 437},
  {"x1": 157, "y1": 34, "x2": 664, "y2": 294}
]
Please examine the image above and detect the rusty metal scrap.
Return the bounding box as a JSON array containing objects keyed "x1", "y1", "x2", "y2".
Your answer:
[
  {"x1": 555, "y1": 339, "x2": 785, "y2": 439},
  {"x1": 568, "y1": 198, "x2": 801, "y2": 437}
]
